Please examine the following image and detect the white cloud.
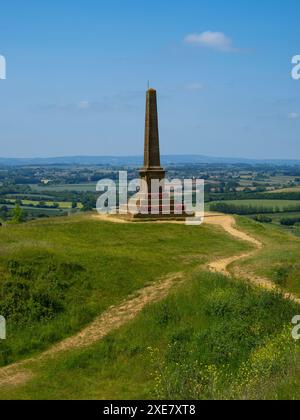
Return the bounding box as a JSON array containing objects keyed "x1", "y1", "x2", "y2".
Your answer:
[
  {"x1": 184, "y1": 31, "x2": 236, "y2": 52},
  {"x1": 77, "y1": 100, "x2": 90, "y2": 110},
  {"x1": 0, "y1": 55, "x2": 6, "y2": 80},
  {"x1": 288, "y1": 112, "x2": 300, "y2": 119},
  {"x1": 185, "y1": 83, "x2": 203, "y2": 91}
]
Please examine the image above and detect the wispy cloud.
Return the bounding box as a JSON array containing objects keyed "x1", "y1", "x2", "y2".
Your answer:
[
  {"x1": 288, "y1": 112, "x2": 300, "y2": 119},
  {"x1": 44, "y1": 93, "x2": 140, "y2": 114},
  {"x1": 46, "y1": 101, "x2": 94, "y2": 112},
  {"x1": 184, "y1": 83, "x2": 203, "y2": 91},
  {"x1": 184, "y1": 31, "x2": 237, "y2": 52},
  {"x1": 77, "y1": 100, "x2": 90, "y2": 110}
]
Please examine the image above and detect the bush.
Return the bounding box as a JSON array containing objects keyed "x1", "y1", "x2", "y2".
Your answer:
[
  {"x1": 148, "y1": 279, "x2": 299, "y2": 400},
  {"x1": 0, "y1": 256, "x2": 85, "y2": 325},
  {"x1": 274, "y1": 264, "x2": 300, "y2": 288},
  {"x1": 280, "y1": 217, "x2": 300, "y2": 226},
  {"x1": 210, "y1": 202, "x2": 300, "y2": 216},
  {"x1": 10, "y1": 204, "x2": 26, "y2": 223},
  {"x1": 210, "y1": 202, "x2": 273, "y2": 215},
  {"x1": 253, "y1": 215, "x2": 273, "y2": 223},
  {"x1": 274, "y1": 267, "x2": 290, "y2": 287}
]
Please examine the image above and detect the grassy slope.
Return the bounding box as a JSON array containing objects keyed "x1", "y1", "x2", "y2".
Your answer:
[
  {"x1": 233, "y1": 217, "x2": 300, "y2": 296},
  {"x1": 229, "y1": 218, "x2": 300, "y2": 399},
  {"x1": 0, "y1": 214, "x2": 250, "y2": 367},
  {"x1": 1, "y1": 272, "x2": 299, "y2": 400},
  {"x1": 207, "y1": 199, "x2": 300, "y2": 211},
  {"x1": 1, "y1": 214, "x2": 300, "y2": 400}
]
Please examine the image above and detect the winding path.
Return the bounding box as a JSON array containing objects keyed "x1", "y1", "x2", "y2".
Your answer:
[
  {"x1": 0, "y1": 213, "x2": 298, "y2": 390},
  {"x1": 205, "y1": 214, "x2": 273, "y2": 289},
  {"x1": 206, "y1": 214, "x2": 300, "y2": 301}
]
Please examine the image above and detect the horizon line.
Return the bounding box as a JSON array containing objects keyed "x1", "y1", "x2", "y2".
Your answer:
[{"x1": 0, "y1": 154, "x2": 300, "y2": 163}]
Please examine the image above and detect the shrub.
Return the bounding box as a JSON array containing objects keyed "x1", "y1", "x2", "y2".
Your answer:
[
  {"x1": 0, "y1": 256, "x2": 85, "y2": 325},
  {"x1": 280, "y1": 217, "x2": 300, "y2": 226},
  {"x1": 10, "y1": 204, "x2": 26, "y2": 223},
  {"x1": 253, "y1": 215, "x2": 273, "y2": 223},
  {"x1": 274, "y1": 266, "x2": 290, "y2": 287}
]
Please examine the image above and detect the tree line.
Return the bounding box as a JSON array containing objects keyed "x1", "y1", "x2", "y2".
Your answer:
[{"x1": 210, "y1": 202, "x2": 300, "y2": 215}]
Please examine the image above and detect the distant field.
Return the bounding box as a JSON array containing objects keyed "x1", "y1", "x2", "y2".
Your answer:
[
  {"x1": 30, "y1": 183, "x2": 97, "y2": 192},
  {"x1": 5, "y1": 205, "x2": 64, "y2": 212},
  {"x1": 246, "y1": 212, "x2": 300, "y2": 237},
  {"x1": 206, "y1": 199, "x2": 300, "y2": 211},
  {"x1": 263, "y1": 211, "x2": 300, "y2": 222},
  {"x1": 7, "y1": 193, "x2": 55, "y2": 200},
  {"x1": 267, "y1": 186, "x2": 300, "y2": 193},
  {"x1": 5, "y1": 205, "x2": 67, "y2": 217},
  {"x1": 6, "y1": 199, "x2": 83, "y2": 210},
  {"x1": 266, "y1": 176, "x2": 296, "y2": 185}
]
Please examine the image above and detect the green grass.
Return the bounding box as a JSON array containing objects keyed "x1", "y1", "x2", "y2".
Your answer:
[
  {"x1": 265, "y1": 212, "x2": 300, "y2": 222},
  {"x1": 230, "y1": 217, "x2": 300, "y2": 297},
  {"x1": 30, "y1": 183, "x2": 97, "y2": 192},
  {"x1": 7, "y1": 199, "x2": 83, "y2": 211},
  {"x1": 1, "y1": 271, "x2": 299, "y2": 400},
  {"x1": 1, "y1": 214, "x2": 300, "y2": 400},
  {"x1": 241, "y1": 212, "x2": 300, "y2": 235},
  {"x1": 6, "y1": 199, "x2": 82, "y2": 209},
  {"x1": 4, "y1": 205, "x2": 66, "y2": 218},
  {"x1": 7, "y1": 194, "x2": 55, "y2": 200},
  {"x1": 0, "y1": 213, "x2": 250, "y2": 368},
  {"x1": 267, "y1": 186, "x2": 300, "y2": 193},
  {"x1": 207, "y1": 199, "x2": 300, "y2": 211}
]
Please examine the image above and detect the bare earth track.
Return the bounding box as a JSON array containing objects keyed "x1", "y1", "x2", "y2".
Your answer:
[
  {"x1": 0, "y1": 213, "x2": 298, "y2": 389},
  {"x1": 206, "y1": 214, "x2": 300, "y2": 304}
]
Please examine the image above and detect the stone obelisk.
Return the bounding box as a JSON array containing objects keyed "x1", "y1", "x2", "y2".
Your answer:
[
  {"x1": 139, "y1": 88, "x2": 165, "y2": 192},
  {"x1": 116, "y1": 87, "x2": 193, "y2": 221},
  {"x1": 130, "y1": 87, "x2": 189, "y2": 220}
]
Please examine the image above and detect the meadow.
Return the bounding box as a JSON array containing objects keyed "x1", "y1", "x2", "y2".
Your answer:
[
  {"x1": 207, "y1": 199, "x2": 300, "y2": 212},
  {"x1": 231, "y1": 217, "x2": 300, "y2": 298},
  {"x1": 0, "y1": 214, "x2": 249, "y2": 368},
  {"x1": 30, "y1": 183, "x2": 97, "y2": 192},
  {"x1": 4, "y1": 205, "x2": 67, "y2": 218},
  {"x1": 267, "y1": 186, "x2": 300, "y2": 194},
  {"x1": 0, "y1": 214, "x2": 300, "y2": 399},
  {"x1": 1, "y1": 270, "x2": 299, "y2": 399},
  {"x1": 6, "y1": 199, "x2": 79, "y2": 209}
]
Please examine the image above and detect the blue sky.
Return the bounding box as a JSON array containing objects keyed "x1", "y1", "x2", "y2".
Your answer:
[{"x1": 0, "y1": 0, "x2": 299, "y2": 159}]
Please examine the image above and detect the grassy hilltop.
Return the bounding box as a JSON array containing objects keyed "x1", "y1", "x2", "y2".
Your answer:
[
  {"x1": 0, "y1": 214, "x2": 300, "y2": 399},
  {"x1": 0, "y1": 214, "x2": 249, "y2": 367}
]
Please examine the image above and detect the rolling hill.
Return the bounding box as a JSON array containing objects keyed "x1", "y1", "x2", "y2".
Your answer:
[{"x1": 0, "y1": 213, "x2": 300, "y2": 399}]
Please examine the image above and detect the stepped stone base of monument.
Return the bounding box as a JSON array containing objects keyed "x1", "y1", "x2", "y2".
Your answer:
[
  {"x1": 131, "y1": 213, "x2": 190, "y2": 222},
  {"x1": 113, "y1": 192, "x2": 194, "y2": 222},
  {"x1": 109, "y1": 212, "x2": 190, "y2": 223}
]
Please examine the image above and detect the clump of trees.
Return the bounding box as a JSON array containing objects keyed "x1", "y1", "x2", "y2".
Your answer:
[
  {"x1": 253, "y1": 215, "x2": 273, "y2": 223},
  {"x1": 80, "y1": 195, "x2": 96, "y2": 212},
  {"x1": 11, "y1": 204, "x2": 26, "y2": 224},
  {"x1": 210, "y1": 202, "x2": 300, "y2": 215},
  {"x1": 0, "y1": 205, "x2": 9, "y2": 221},
  {"x1": 0, "y1": 204, "x2": 27, "y2": 224},
  {"x1": 208, "y1": 191, "x2": 300, "y2": 202},
  {"x1": 210, "y1": 202, "x2": 274, "y2": 215},
  {"x1": 280, "y1": 217, "x2": 300, "y2": 226}
]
